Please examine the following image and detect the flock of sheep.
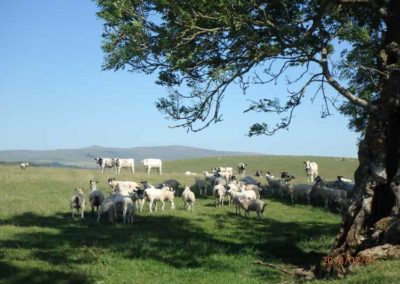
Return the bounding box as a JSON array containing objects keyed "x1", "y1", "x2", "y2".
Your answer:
[{"x1": 68, "y1": 159, "x2": 354, "y2": 223}]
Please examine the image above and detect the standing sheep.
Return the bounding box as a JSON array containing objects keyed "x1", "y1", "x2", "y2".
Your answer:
[
  {"x1": 89, "y1": 180, "x2": 105, "y2": 216},
  {"x1": 181, "y1": 186, "x2": 195, "y2": 211},
  {"x1": 213, "y1": 184, "x2": 226, "y2": 207},
  {"x1": 237, "y1": 198, "x2": 267, "y2": 219},
  {"x1": 70, "y1": 187, "x2": 85, "y2": 219}
]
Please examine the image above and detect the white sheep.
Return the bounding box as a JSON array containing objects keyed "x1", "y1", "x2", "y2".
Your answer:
[
  {"x1": 107, "y1": 177, "x2": 140, "y2": 195},
  {"x1": 237, "y1": 198, "x2": 267, "y2": 219},
  {"x1": 213, "y1": 184, "x2": 226, "y2": 207},
  {"x1": 184, "y1": 171, "x2": 197, "y2": 176},
  {"x1": 181, "y1": 186, "x2": 195, "y2": 211},
  {"x1": 227, "y1": 188, "x2": 256, "y2": 214},
  {"x1": 88, "y1": 180, "x2": 105, "y2": 215},
  {"x1": 70, "y1": 187, "x2": 85, "y2": 219},
  {"x1": 97, "y1": 194, "x2": 117, "y2": 223},
  {"x1": 112, "y1": 194, "x2": 135, "y2": 223},
  {"x1": 287, "y1": 183, "x2": 312, "y2": 205},
  {"x1": 140, "y1": 186, "x2": 175, "y2": 213}
]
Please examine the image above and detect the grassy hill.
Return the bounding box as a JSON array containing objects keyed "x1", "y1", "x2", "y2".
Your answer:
[
  {"x1": 1, "y1": 156, "x2": 398, "y2": 283},
  {"x1": 0, "y1": 145, "x2": 262, "y2": 168}
]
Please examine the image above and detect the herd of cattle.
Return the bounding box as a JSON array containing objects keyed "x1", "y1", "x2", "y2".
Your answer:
[{"x1": 68, "y1": 158, "x2": 355, "y2": 223}]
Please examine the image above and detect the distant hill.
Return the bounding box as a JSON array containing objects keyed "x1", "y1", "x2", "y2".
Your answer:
[{"x1": 0, "y1": 145, "x2": 261, "y2": 168}]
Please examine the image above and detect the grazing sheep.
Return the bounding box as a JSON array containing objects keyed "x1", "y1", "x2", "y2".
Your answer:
[
  {"x1": 213, "y1": 184, "x2": 226, "y2": 207},
  {"x1": 237, "y1": 198, "x2": 267, "y2": 219},
  {"x1": 255, "y1": 171, "x2": 263, "y2": 177},
  {"x1": 70, "y1": 187, "x2": 85, "y2": 219},
  {"x1": 20, "y1": 162, "x2": 29, "y2": 169},
  {"x1": 185, "y1": 171, "x2": 197, "y2": 176},
  {"x1": 89, "y1": 180, "x2": 105, "y2": 216},
  {"x1": 140, "y1": 186, "x2": 175, "y2": 213},
  {"x1": 182, "y1": 186, "x2": 195, "y2": 211}
]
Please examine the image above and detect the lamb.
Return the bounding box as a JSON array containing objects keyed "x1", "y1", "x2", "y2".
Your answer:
[
  {"x1": 181, "y1": 186, "x2": 195, "y2": 211},
  {"x1": 70, "y1": 187, "x2": 85, "y2": 219},
  {"x1": 213, "y1": 184, "x2": 226, "y2": 207},
  {"x1": 140, "y1": 185, "x2": 175, "y2": 213},
  {"x1": 237, "y1": 198, "x2": 267, "y2": 219},
  {"x1": 88, "y1": 180, "x2": 105, "y2": 216}
]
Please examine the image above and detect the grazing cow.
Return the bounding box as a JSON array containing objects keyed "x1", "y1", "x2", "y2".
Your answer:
[
  {"x1": 142, "y1": 158, "x2": 162, "y2": 175},
  {"x1": 115, "y1": 158, "x2": 135, "y2": 175},
  {"x1": 20, "y1": 162, "x2": 29, "y2": 169},
  {"x1": 304, "y1": 161, "x2": 318, "y2": 182},
  {"x1": 95, "y1": 157, "x2": 116, "y2": 174},
  {"x1": 237, "y1": 163, "x2": 247, "y2": 176}
]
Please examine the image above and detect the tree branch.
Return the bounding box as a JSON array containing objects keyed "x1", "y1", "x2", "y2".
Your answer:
[{"x1": 320, "y1": 47, "x2": 374, "y2": 112}]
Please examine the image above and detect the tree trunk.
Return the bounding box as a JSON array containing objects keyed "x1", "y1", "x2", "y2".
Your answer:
[{"x1": 317, "y1": 0, "x2": 400, "y2": 278}]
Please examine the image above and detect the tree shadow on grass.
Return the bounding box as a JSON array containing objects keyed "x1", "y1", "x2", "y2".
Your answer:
[
  {"x1": 0, "y1": 261, "x2": 90, "y2": 284},
  {"x1": 0, "y1": 210, "x2": 339, "y2": 282}
]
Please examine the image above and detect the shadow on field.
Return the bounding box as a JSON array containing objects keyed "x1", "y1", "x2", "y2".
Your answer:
[
  {"x1": 0, "y1": 261, "x2": 90, "y2": 284},
  {"x1": 0, "y1": 210, "x2": 338, "y2": 282}
]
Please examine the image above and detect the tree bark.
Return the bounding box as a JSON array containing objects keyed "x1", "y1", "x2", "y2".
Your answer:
[{"x1": 316, "y1": 0, "x2": 400, "y2": 278}]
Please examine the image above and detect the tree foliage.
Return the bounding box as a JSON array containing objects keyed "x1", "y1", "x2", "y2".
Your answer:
[{"x1": 96, "y1": 0, "x2": 389, "y2": 135}]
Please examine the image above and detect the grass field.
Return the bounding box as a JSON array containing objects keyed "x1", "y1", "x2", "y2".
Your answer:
[{"x1": 1, "y1": 156, "x2": 399, "y2": 283}]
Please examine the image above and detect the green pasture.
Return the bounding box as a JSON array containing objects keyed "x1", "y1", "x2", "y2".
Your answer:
[{"x1": 0, "y1": 156, "x2": 399, "y2": 283}]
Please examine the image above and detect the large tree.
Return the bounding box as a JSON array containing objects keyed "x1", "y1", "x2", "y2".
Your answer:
[{"x1": 96, "y1": 0, "x2": 400, "y2": 278}]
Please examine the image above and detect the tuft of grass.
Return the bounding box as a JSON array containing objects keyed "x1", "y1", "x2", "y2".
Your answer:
[{"x1": 0, "y1": 157, "x2": 398, "y2": 283}]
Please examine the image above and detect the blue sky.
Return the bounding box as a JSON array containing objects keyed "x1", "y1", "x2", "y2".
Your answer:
[{"x1": 0, "y1": 0, "x2": 360, "y2": 157}]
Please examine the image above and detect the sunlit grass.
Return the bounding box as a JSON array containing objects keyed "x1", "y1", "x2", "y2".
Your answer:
[{"x1": 0, "y1": 157, "x2": 398, "y2": 283}]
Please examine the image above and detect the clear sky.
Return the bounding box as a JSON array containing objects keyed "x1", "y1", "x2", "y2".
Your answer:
[{"x1": 0, "y1": 0, "x2": 360, "y2": 157}]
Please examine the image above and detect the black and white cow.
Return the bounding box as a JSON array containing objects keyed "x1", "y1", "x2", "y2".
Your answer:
[{"x1": 95, "y1": 157, "x2": 116, "y2": 174}]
